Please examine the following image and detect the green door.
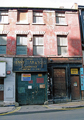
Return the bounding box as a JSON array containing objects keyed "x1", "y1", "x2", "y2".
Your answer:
[{"x1": 16, "y1": 73, "x2": 47, "y2": 105}]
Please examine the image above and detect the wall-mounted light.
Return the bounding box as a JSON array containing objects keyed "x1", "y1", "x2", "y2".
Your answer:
[
  {"x1": 29, "y1": 36, "x2": 32, "y2": 41},
  {"x1": 50, "y1": 59, "x2": 53, "y2": 62}
]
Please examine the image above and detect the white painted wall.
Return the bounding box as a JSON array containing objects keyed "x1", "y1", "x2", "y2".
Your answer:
[{"x1": 0, "y1": 57, "x2": 15, "y2": 103}]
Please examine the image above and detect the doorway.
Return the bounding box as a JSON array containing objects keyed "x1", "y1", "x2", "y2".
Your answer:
[
  {"x1": 53, "y1": 68, "x2": 67, "y2": 98},
  {"x1": 71, "y1": 76, "x2": 80, "y2": 100},
  {"x1": 0, "y1": 78, "x2": 4, "y2": 101}
]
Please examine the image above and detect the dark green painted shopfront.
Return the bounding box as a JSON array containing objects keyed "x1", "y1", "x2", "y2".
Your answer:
[{"x1": 13, "y1": 57, "x2": 48, "y2": 105}]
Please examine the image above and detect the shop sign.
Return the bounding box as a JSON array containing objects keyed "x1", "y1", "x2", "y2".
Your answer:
[
  {"x1": 13, "y1": 57, "x2": 47, "y2": 72},
  {"x1": 39, "y1": 84, "x2": 45, "y2": 88},
  {"x1": 0, "y1": 84, "x2": 4, "y2": 91},
  {"x1": 74, "y1": 82, "x2": 77, "y2": 86},
  {"x1": 80, "y1": 68, "x2": 84, "y2": 90},
  {"x1": 38, "y1": 74, "x2": 42, "y2": 77},
  {"x1": 7, "y1": 71, "x2": 11, "y2": 75},
  {"x1": 21, "y1": 74, "x2": 31, "y2": 81},
  {"x1": 71, "y1": 68, "x2": 78, "y2": 74},
  {"x1": 28, "y1": 85, "x2": 32, "y2": 89}
]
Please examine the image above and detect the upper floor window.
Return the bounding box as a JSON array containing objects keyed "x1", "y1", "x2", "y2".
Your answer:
[
  {"x1": 33, "y1": 11, "x2": 43, "y2": 23},
  {"x1": 56, "y1": 12, "x2": 66, "y2": 24},
  {"x1": 16, "y1": 35, "x2": 27, "y2": 55},
  {"x1": 0, "y1": 11, "x2": 8, "y2": 23},
  {"x1": 0, "y1": 35, "x2": 7, "y2": 54},
  {"x1": 57, "y1": 35, "x2": 67, "y2": 55},
  {"x1": 17, "y1": 11, "x2": 28, "y2": 23},
  {"x1": 33, "y1": 35, "x2": 44, "y2": 55}
]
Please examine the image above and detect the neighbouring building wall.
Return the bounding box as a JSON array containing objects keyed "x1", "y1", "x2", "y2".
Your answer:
[{"x1": 0, "y1": 57, "x2": 15, "y2": 104}]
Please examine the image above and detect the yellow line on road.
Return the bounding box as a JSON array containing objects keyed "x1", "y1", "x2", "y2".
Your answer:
[
  {"x1": 0, "y1": 107, "x2": 21, "y2": 116},
  {"x1": 43, "y1": 105, "x2": 84, "y2": 110}
]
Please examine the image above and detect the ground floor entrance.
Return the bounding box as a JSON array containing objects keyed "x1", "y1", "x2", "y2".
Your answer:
[
  {"x1": 47, "y1": 60, "x2": 82, "y2": 103},
  {"x1": 53, "y1": 68, "x2": 66, "y2": 98},
  {"x1": 71, "y1": 76, "x2": 80, "y2": 100},
  {"x1": 16, "y1": 73, "x2": 47, "y2": 105},
  {"x1": 0, "y1": 78, "x2": 4, "y2": 101}
]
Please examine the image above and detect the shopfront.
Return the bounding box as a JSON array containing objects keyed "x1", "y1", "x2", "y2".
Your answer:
[{"x1": 13, "y1": 57, "x2": 48, "y2": 105}]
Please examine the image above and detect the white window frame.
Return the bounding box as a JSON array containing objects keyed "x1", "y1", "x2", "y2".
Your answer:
[
  {"x1": 57, "y1": 35, "x2": 68, "y2": 56},
  {"x1": 16, "y1": 35, "x2": 27, "y2": 55},
  {"x1": 56, "y1": 12, "x2": 66, "y2": 24},
  {"x1": 33, "y1": 35, "x2": 44, "y2": 56},
  {"x1": 17, "y1": 11, "x2": 28, "y2": 24},
  {"x1": 33, "y1": 11, "x2": 43, "y2": 24},
  {"x1": 0, "y1": 35, "x2": 7, "y2": 54},
  {"x1": 0, "y1": 11, "x2": 8, "y2": 23}
]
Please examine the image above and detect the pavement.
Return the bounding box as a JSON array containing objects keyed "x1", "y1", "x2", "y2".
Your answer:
[{"x1": 0, "y1": 101, "x2": 84, "y2": 115}]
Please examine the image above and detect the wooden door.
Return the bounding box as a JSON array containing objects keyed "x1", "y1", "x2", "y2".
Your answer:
[
  {"x1": 53, "y1": 69, "x2": 66, "y2": 98},
  {"x1": 71, "y1": 76, "x2": 80, "y2": 100},
  {"x1": 0, "y1": 78, "x2": 4, "y2": 101}
]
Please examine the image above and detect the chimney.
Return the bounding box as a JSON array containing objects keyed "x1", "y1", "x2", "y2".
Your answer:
[{"x1": 72, "y1": 3, "x2": 78, "y2": 9}]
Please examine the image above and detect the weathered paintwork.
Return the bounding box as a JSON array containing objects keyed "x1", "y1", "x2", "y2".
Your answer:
[
  {"x1": 16, "y1": 73, "x2": 47, "y2": 105},
  {"x1": 13, "y1": 57, "x2": 47, "y2": 72},
  {"x1": 0, "y1": 9, "x2": 82, "y2": 57}
]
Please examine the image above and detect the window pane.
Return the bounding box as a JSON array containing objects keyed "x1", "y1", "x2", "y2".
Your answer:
[
  {"x1": 33, "y1": 12, "x2": 43, "y2": 23},
  {"x1": 33, "y1": 46, "x2": 43, "y2": 55},
  {"x1": 33, "y1": 37, "x2": 39, "y2": 45},
  {"x1": 60, "y1": 17, "x2": 66, "y2": 24},
  {"x1": 0, "y1": 36, "x2": 7, "y2": 45},
  {"x1": 38, "y1": 37, "x2": 43, "y2": 45},
  {"x1": 36, "y1": 17, "x2": 39, "y2": 23},
  {"x1": 0, "y1": 11, "x2": 8, "y2": 23},
  {"x1": 56, "y1": 17, "x2": 60, "y2": 23},
  {"x1": 39, "y1": 17, "x2": 43, "y2": 23},
  {"x1": 33, "y1": 16, "x2": 39, "y2": 23},
  {"x1": 0, "y1": 16, "x2": 2, "y2": 22},
  {"x1": 16, "y1": 46, "x2": 27, "y2": 55},
  {"x1": 57, "y1": 37, "x2": 63, "y2": 46},
  {"x1": 62, "y1": 38, "x2": 67, "y2": 46},
  {"x1": 17, "y1": 11, "x2": 28, "y2": 22},
  {"x1": 61, "y1": 47, "x2": 67, "y2": 54},
  {"x1": 33, "y1": 16, "x2": 36, "y2": 23},
  {"x1": 3, "y1": 16, "x2": 8, "y2": 23},
  {"x1": 0, "y1": 46, "x2": 6, "y2": 54},
  {"x1": 17, "y1": 36, "x2": 27, "y2": 45},
  {"x1": 58, "y1": 46, "x2": 61, "y2": 55}
]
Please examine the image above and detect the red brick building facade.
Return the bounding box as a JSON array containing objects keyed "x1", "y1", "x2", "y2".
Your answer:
[{"x1": 0, "y1": 7, "x2": 82, "y2": 105}]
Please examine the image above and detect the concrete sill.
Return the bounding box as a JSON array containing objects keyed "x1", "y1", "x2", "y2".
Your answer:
[
  {"x1": 55, "y1": 23, "x2": 68, "y2": 26},
  {"x1": 32, "y1": 23, "x2": 45, "y2": 25},
  {"x1": 16, "y1": 22, "x2": 30, "y2": 25},
  {"x1": 0, "y1": 23, "x2": 9, "y2": 25}
]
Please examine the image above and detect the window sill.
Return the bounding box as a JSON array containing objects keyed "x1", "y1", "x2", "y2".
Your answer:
[
  {"x1": 32, "y1": 23, "x2": 45, "y2": 25},
  {"x1": 0, "y1": 22, "x2": 9, "y2": 25},
  {"x1": 55, "y1": 23, "x2": 68, "y2": 26},
  {"x1": 16, "y1": 22, "x2": 30, "y2": 25}
]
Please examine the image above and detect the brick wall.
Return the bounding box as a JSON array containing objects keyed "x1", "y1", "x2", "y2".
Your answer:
[{"x1": 0, "y1": 9, "x2": 82, "y2": 57}]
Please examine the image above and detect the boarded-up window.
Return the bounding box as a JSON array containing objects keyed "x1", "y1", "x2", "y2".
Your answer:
[
  {"x1": 56, "y1": 12, "x2": 66, "y2": 24},
  {"x1": 17, "y1": 11, "x2": 28, "y2": 23},
  {"x1": 33, "y1": 12, "x2": 43, "y2": 23},
  {"x1": 16, "y1": 35, "x2": 27, "y2": 55},
  {"x1": 57, "y1": 35, "x2": 67, "y2": 55},
  {"x1": 33, "y1": 36, "x2": 44, "y2": 55},
  {"x1": 0, "y1": 35, "x2": 7, "y2": 54},
  {"x1": 53, "y1": 69, "x2": 67, "y2": 98},
  {"x1": 0, "y1": 11, "x2": 8, "y2": 23}
]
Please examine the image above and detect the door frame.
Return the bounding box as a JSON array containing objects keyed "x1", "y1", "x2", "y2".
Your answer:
[
  {"x1": 52, "y1": 66, "x2": 68, "y2": 99},
  {"x1": 70, "y1": 67, "x2": 81, "y2": 100},
  {"x1": 0, "y1": 78, "x2": 4, "y2": 101}
]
